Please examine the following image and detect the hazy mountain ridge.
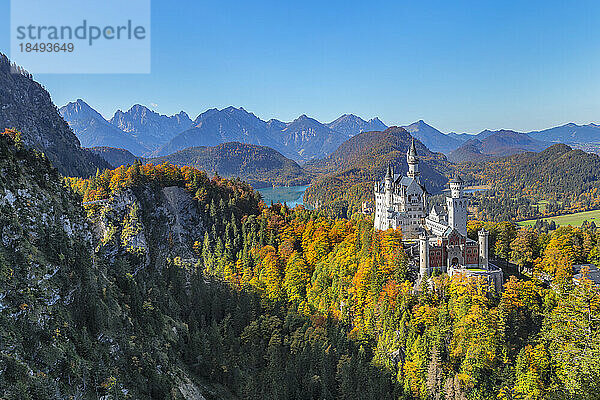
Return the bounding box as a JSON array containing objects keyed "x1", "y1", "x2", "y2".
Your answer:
[
  {"x1": 151, "y1": 109, "x2": 379, "y2": 161},
  {"x1": 449, "y1": 130, "x2": 550, "y2": 163},
  {"x1": 61, "y1": 100, "x2": 194, "y2": 156},
  {"x1": 61, "y1": 102, "x2": 389, "y2": 162},
  {"x1": 153, "y1": 106, "x2": 281, "y2": 157},
  {"x1": 528, "y1": 122, "x2": 600, "y2": 144},
  {"x1": 278, "y1": 114, "x2": 348, "y2": 161},
  {"x1": 60, "y1": 97, "x2": 600, "y2": 166}
]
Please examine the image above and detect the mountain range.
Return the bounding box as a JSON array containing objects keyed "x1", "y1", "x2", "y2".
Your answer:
[
  {"x1": 110, "y1": 104, "x2": 194, "y2": 148},
  {"x1": 326, "y1": 114, "x2": 387, "y2": 137},
  {"x1": 60, "y1": 100, "x2": 150, "y2": 156},
  {"x1": 528, "y1": 122, "x2": 600, "y2": 143},
  {"x1": 62, "y1": 99, "x2": 600, "y2": 167},
  {"x1": 60, "y1": 100, "x2": 391, "y2": 162},
  {"x1": 448, "y1": 130, "x2": 550, "y2": 163},
  {"x1": 154, "y1": 106, "x2": 286, "y2": 158}
]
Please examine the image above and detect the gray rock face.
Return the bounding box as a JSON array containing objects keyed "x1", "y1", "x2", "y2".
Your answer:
[
  {"x1": 0, "y1": 53, "x2": 110, "y2": 177},
  {"x1": 161, "y1": 186, "x2": 202, "y2": 255},
  {"x1": 0, "y1": 140, "x2": 95, "y2": 367},
  {"x1": 110, "y1": 105, "x2": 193, "y2": 148},
  {"x1": 177, "y1": 380, "x2": 207, "y2": 400},
  {"x1": 92, "y1": 185, "x2": 204, "y2": 269},
  {"x1": 61, "y1": 99, "x2": 150, "y2": 156},
  {"x1": 154, "y1": 106, "x2": 281, "y2": 157}
]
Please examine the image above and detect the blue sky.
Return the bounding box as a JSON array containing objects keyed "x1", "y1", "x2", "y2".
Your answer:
[{"x1": 1, "y1": 0, "x2": 599, "y2": 133}]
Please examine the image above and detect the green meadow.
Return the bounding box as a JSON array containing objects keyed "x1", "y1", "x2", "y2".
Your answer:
[{"x1": 519, "y1": 209, "x2": 600, "y2": 227}]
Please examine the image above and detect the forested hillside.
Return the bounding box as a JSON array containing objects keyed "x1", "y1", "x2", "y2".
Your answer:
[
  {"x1": 148, "y1": 142, "x2": 311, "y2": 188},
  {"x1": 304, "y1": 126, "x2": 452, "y2": 216},
  {"x1": 0, "y1": 130, "x2": 391, "y2": 398},
  {"x1": 2, "y1": 128, "x2": 600, "y2": 399},
  {"x1": 457, "y1": 144, "x2": 600, "y2": 221},
  {"x1": 89, "y1": 146, "x2": 143, "y2": 168},
  {"x1": 448, "y1": 130, "x2": 549, "y2": 163}
]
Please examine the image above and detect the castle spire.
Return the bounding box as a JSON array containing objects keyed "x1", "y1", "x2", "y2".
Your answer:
[
  {"x1": 407, "y1": 138, "x2": 420, "y2": 181},
  {"x1": 408, "y1": 138, "x2": 418, "y2": 158}
]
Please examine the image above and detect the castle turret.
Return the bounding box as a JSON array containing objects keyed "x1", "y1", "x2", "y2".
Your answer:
[
  {"x1": 449, "y1": 173, "x2": 463, "y2": 198},
  {"x1": 419, "y1": 231, "x2": 429, "y2": 277},
  {"x1": 407, "y1": 138, "x2": 420, "y2": 182},
  {"x1": 478, "y1": 228, "x2": 489, "y2": 269},
  {"x1": 446, "y1": 174, "x2": 467, "y2": 236},
  {"x1": 384, "y1": 164, "x2": 393, "y2": 206}
]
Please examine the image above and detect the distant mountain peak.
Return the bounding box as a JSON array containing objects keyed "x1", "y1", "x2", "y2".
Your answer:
[
  {"x1": 289, "y1": 114, "x2": 321, "y2": 125},
  {"x1": 328, "y1": 113, "x2": 363, "y2": 123},
  {"x1": 69, "y1": 98, "x2": 92, "y2": 109},
  {"x1": 326, "y1": 113, "x2": 387, "y2": 138},
  {"x1": 400, "y1": 120, "x2": 460, "y2": 154},
  {"x1": 62, "y1": 99, "x2": 105, "y2": 120}
]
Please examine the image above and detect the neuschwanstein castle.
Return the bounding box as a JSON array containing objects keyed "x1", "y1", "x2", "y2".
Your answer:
[{"x1": 373, "y1": 139, "x2": 503, "y2": 291}]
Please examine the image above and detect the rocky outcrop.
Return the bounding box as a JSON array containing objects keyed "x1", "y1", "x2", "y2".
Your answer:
[
  {"x1": 91, "y1": 185, "x2": 205, "y2": 271},
  {"x1": 0, "y1": 53, "x2": 109, "y2": 176}
]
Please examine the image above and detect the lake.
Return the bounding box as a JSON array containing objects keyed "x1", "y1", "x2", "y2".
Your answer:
[{"x1": 257, "y1": 185, "x2": 309, "y2": 208}]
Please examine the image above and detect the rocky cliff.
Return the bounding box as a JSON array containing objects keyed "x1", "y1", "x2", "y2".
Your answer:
[
  {"x1": 0, "y1": 132, "x2": 245, "y2": 398},
  {"x1": 0, "y1": 53, "x2": 109, "y2": 177}
]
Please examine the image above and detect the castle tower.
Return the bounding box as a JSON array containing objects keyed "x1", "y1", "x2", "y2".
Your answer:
[
  {"x1": 419, "y1": 231, "x2": 429, "y2": 277},
  {"x1": 384, "y1": 164, "x2": 393, "y2": 207},
  {"x1": 478, "y1": 228, "x2": 489, "y2": 269},
  {"x1": 446, "y1": 174, "x2": 467, "y2": 236},
  {"x1": 449, "y1": 174, "x2": 463, "y2": 199},
  {"x1": 407, "y1": 138, "x2": 420, "y2": 182}
]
